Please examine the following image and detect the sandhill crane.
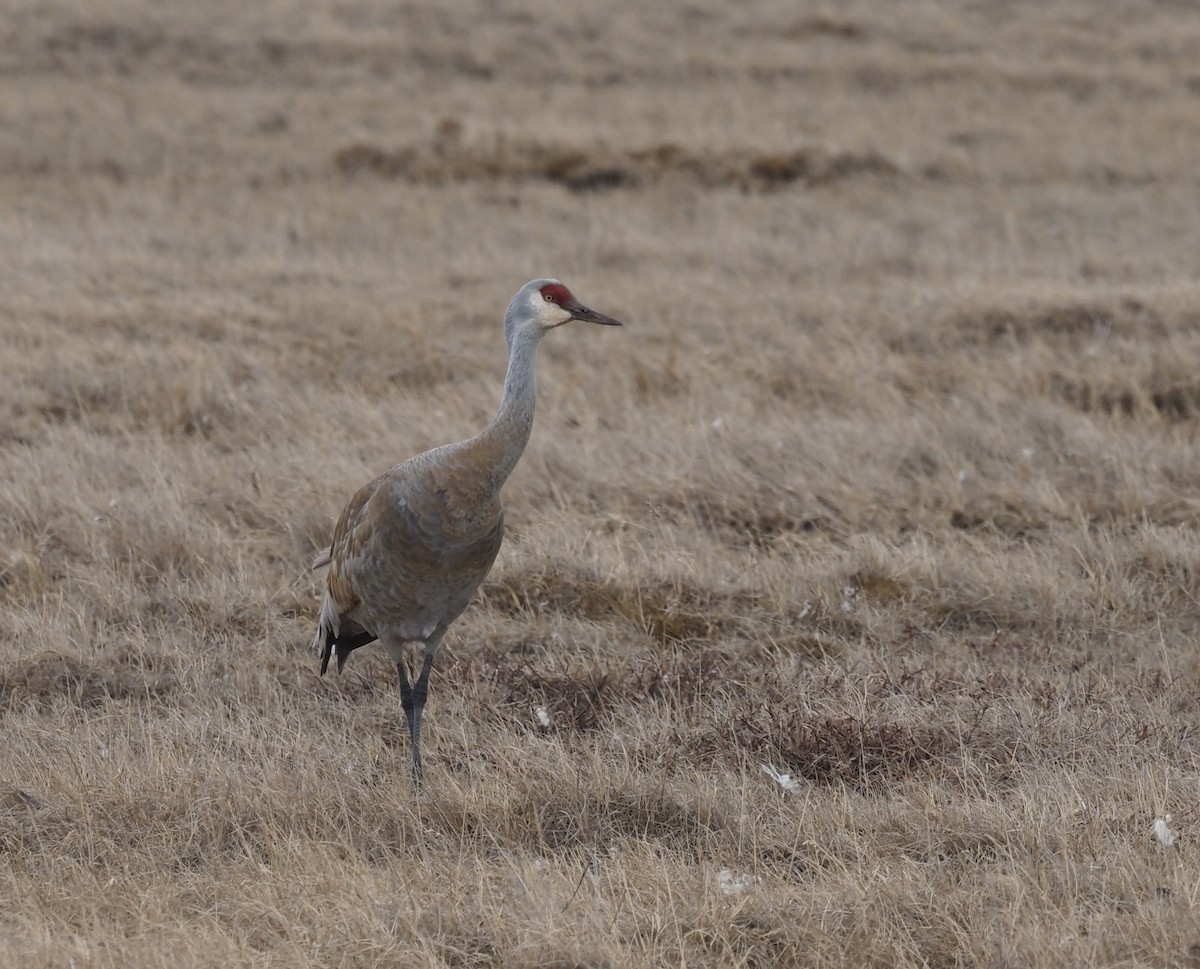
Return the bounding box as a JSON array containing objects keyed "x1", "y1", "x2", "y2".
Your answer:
[{"x1": 312, "y1": 279, "x2": 622, "y2": 781}]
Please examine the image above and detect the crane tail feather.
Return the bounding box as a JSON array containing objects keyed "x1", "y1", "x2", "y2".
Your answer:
[
  {"x1": 334, "y1": 631, "x2": 378, "y2": 671},
  {"x1": 314, "y1": 593, "x2": 340, "y2": 675},
  {"x1": 314, "y1": 595, "x2": 379, "y2": 676},
  {"x1": 319, "y1": 633, "x2": 334, "y2": 675},
  {"x1": 317, "y1": 627, "x2": 378, "y2": 675}
]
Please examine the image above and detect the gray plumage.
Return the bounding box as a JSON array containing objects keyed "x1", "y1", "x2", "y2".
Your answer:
[{"x1": 312, "y1": 279, "x2": 622, "y2": 780}]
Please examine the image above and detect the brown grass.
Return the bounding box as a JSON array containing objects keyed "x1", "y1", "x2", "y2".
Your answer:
[{"x1": 5, "y1": 0, "x2": 1200, "y2": 965}]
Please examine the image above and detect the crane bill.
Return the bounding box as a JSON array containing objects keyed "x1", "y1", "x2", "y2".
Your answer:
[{"x1": 566, "y1": 300, "x2": 622, "y2": 327}]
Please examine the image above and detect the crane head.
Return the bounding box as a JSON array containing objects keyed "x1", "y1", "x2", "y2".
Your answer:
[{"x1": 507, "y1": 278, "x2": 623, "y2": 340}]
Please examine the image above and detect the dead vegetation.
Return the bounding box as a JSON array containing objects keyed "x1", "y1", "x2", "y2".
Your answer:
[
  {"x1": 332, "y1": 136, "x2": 902, "y2": 193},
  {"x1": 0, "y1": 651, "x2": 176, "y2": 709},
  {"x1": 5, "y1": 0, "x2": 1200, "y2": 966}
]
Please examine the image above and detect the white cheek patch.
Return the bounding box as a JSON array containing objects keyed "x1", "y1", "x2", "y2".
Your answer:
[{"x1": 534, "y1": 295, "x2": 572, "y2": 328}]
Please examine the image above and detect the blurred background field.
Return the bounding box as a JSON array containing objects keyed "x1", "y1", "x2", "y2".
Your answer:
[{"x1": 4, "y1": 1, "x2": 1200, "y2": 966}]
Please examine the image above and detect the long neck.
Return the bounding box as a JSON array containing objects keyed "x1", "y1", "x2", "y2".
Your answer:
[{"x1": 478, "y1": 323, "x2": 544, "y2": 489}]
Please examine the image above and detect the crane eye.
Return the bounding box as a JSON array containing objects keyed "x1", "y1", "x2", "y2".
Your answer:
[{"x1": 544, "y1": 293, "x2": 555, "y2": 302}]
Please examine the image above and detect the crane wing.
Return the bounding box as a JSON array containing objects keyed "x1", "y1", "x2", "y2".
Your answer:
[
  {"x1": 315, "y1": 458, "x2": 506, "y2": 675},
  {"x1": 315, "y1": 477, "x2": 383, "y2": 673}
]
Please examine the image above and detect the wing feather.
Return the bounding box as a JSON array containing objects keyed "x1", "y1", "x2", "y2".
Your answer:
[
  {"x1": 313, "y1": 455, "x2": 505, "y2": 675},
  {"x1": 314, "y1": 478, "x2": 383, "y2": 672}
]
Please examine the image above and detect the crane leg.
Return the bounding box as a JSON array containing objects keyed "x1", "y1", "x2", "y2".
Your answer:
[{"x1": 397, "y1": 650, "x2": 436, "y2": 784}]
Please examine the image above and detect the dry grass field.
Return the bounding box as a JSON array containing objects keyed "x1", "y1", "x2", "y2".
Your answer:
[{"x1": 5, "y1": 0, "x2": 1200, "y2": 965}]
